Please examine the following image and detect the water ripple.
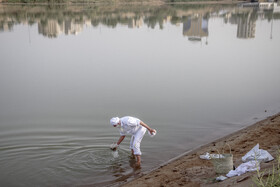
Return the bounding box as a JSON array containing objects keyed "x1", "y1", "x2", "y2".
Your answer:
[{"x1": 0, "y1": 127, "x2": 132, "y2": 186}]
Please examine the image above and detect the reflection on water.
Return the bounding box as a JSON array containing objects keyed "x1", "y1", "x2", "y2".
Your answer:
[
  {"x1": 0, "y1": 3, "x2": 280, "y2": 187},
  {"x1": 236, "y1": 11, "x2": 257, "y2": 38},
  {"x1": 0, "y1": 3, "x2": 279, "y2": 39},
  {"x1": 183, "y1": 15, "x2": 209, "y2": 41}
]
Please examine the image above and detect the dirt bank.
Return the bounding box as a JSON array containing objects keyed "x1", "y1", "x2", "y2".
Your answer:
[{"x1": 121, "y1": 113, "x2": 280, "y2": 187}]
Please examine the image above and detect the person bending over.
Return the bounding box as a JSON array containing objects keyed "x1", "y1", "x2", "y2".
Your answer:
[{"x1": 110, "y1": 116, "x2": 156, "y2": 168}]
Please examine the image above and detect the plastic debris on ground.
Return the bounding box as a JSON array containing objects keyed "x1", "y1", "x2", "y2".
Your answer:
[
  {"x1": 199, "y1": 144, "x2": 275, "y2": 181},
  {"x1": 199, "y1": 152, "x2": 225, "y2": 160},
  {"x1": 216, "y1": 175, "x2": 228, "y2": 181}
]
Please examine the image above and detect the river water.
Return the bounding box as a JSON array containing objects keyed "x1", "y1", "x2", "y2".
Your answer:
[{"x1": 0, "y1": 3, "x2": 280, "y2": 186}]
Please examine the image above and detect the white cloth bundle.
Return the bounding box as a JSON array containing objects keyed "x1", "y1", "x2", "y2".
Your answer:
[
  {"x1": 242, "y1": 144, "x2": 274, "y2": 163},
  {"x1": 226, "y1": 160, "x2": 260, "y2": 177}
]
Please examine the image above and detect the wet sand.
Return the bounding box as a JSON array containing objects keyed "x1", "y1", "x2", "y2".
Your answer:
[{"x1": 121, "y1": 113, "x2": 280, "y2": 187}]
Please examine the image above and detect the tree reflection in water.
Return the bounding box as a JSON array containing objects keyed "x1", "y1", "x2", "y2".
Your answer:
[{"x1": 0, "y1": 3, "x2": 279, "y2": 39}]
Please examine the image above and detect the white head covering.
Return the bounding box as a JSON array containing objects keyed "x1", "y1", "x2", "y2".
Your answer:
[{"x1": 110, "y1": 117, "x2": 120, "y2": 126}]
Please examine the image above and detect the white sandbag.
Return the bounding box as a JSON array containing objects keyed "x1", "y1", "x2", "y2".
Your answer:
[
  {"x1": 242, "y1": 144, "x2": 274, "y2": 163},
  {"x1": 226, "y1": 160, "x2": 260, "y2": 178}
]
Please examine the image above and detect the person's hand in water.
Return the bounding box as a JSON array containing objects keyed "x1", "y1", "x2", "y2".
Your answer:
[{"x1": 110, "y1": 143, "x2": 118, "y2": 151}]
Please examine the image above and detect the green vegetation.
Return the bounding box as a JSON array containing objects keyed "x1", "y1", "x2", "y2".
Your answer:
[{"x1": 252, "y1": 151, "x2": 280, "y2": 187}]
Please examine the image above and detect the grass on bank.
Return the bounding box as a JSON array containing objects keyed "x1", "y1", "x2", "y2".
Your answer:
[{"x1": 252, "y1": 150, "x2": 280, "y2": 187}]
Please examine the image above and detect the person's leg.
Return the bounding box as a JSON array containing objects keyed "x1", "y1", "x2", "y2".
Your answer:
[
  {"x1": 135, "y1": 155, "x2": 141, "y2": 167},
  {"x1": 132, "y1": 127, "x2": 146, "y2": 167},
  {"x1": 130, "y1": 136, "x2": 135, "y2": 158}
]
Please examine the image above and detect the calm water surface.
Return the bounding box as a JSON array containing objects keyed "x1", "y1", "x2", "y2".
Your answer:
[{"x1": 0, "y1": 3, "x2": 280, "y2": 186}]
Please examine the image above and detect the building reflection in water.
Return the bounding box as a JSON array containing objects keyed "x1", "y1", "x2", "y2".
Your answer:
[
  {"x1": 38, "y1": 19, "x2": 84, "y2": 38},
  {"x1": 128, "y1": 18, "x2": 143, "y2": 29},
  {"x1": 0, "y1": 22, "x2": 12, "y2": 32},
  {"x1": 183, "y1": 15, "x2": 209, "y2": 42},
  {"x1": 1, "y1": 4, "x2": 279, "y2": 40},
  {"x1": 236, "y1": 12, "x2": 257, "y2": 39}
]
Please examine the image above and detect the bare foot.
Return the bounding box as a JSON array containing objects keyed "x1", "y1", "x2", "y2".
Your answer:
[{"x1": 135, "y1": 162, "x2": 141, "y2": 169}]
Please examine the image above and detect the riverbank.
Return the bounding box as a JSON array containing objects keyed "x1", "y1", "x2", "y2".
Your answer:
[
  {"x1": 121, "y1": 113, "x2": 280, "y2": 187},
  {"x1": 0, "y1": 0, "x2": 242, "y2": 5}
]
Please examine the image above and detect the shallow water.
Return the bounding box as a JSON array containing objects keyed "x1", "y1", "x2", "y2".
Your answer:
[{"x1": 0, "y1": 3, "x2": 280, "y2": 186}]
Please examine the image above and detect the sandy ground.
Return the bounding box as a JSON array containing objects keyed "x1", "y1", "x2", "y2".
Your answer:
[{"x1": 121, "y1": 113, "x2": 280, "y2": 187}]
